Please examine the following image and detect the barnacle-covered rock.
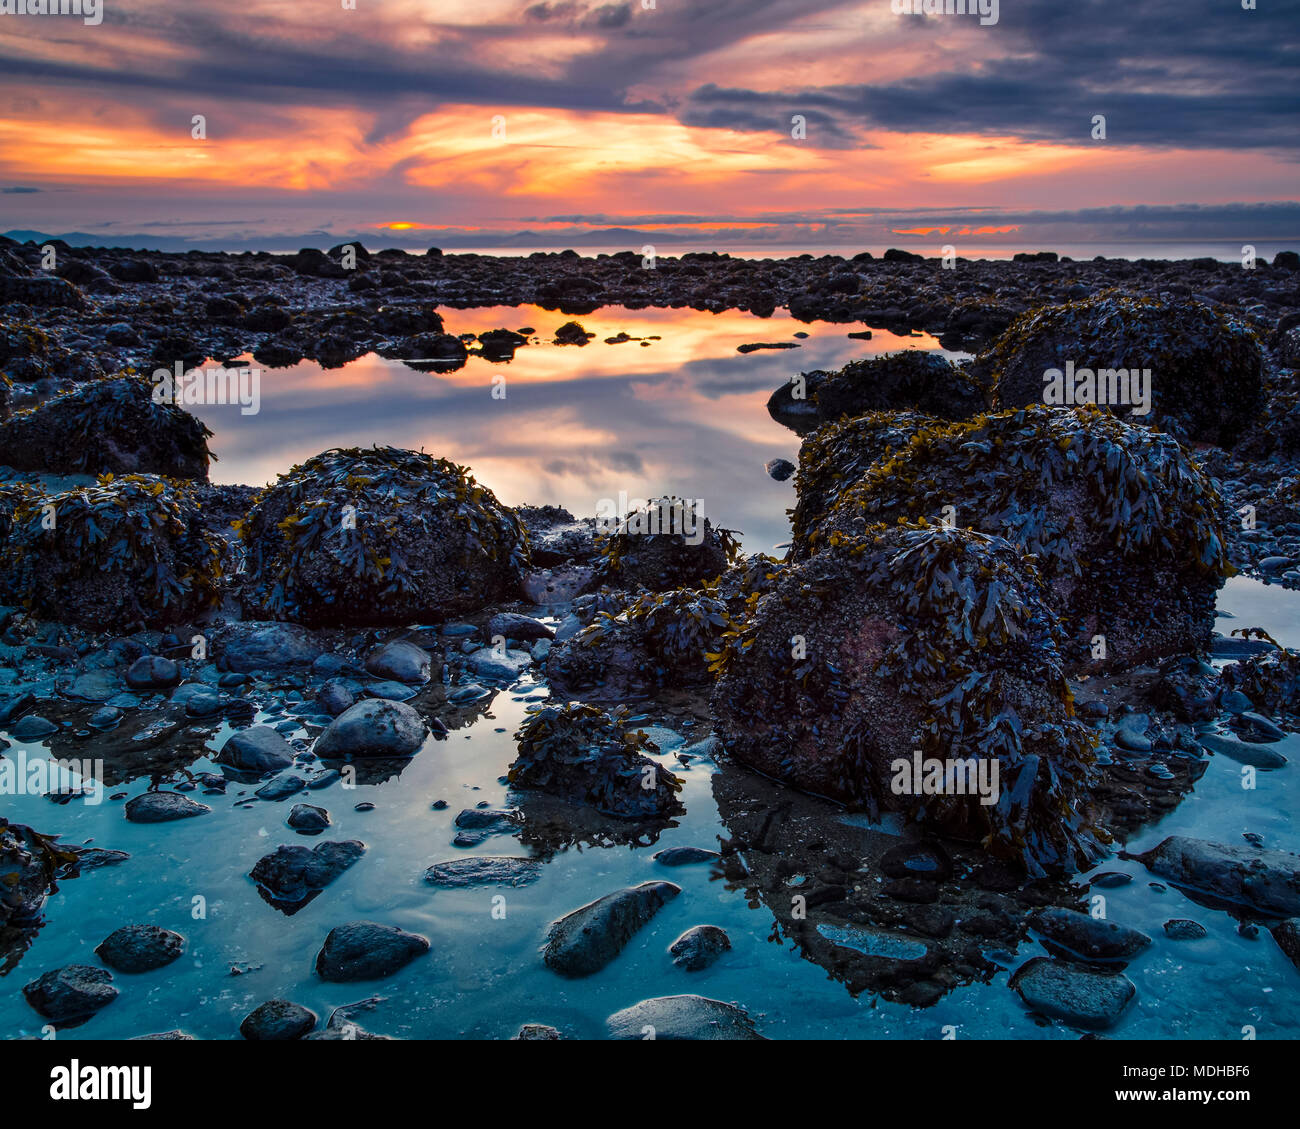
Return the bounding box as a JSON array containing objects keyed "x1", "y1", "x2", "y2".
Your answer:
[
  {"x1": 0, "y1": 474, "x2": 223, "y2": 629},
  {"x1": 0, "y1": 376, "x2": 212, "y2": 479},
  {"x1": 712, "y1": 524, "x2": 1103, "y2": 876},
  {"x1": 238, "y1": 446, "x2": 528, "y2": 626},
  {"x1": 594, "y1": 496, "x2": 738, "y2": 592},
  {"x1": 510, "y1": 703, "x2": 683, "y2": 819},
  {"x1": 767, "y1": 351, "x2": 985, "y2": 434},
  {"x1": 976, "y1": 292, "x2": 1264, "y2": 446},
  {"x1": 801, "y1": 406, "x2": 1227, "y2": 671}
]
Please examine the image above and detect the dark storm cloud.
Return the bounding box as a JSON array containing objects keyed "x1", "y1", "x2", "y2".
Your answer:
[{"x1": 679, "y1": 0, "x2": 1300, "y2": 150}]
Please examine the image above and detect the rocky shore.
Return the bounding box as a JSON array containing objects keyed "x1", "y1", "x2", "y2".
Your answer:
[{"x1": 3, "y1": 237, "x2": 1300, "y2": 1037}]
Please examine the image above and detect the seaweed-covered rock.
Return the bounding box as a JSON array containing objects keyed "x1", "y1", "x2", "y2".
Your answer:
[
  {"x1": 768, "y1": 351, "x2": 985, "y2": 433},
  {"x1": 976, "y1": 292, "x2": 1264, "y2": 446},
  {"x1": 546, "y1": 586, "x2": 735, "y2": 700},
  {"x1": 594, "y1": 496, "x2": 738, "y2": 592},
  {"x1": 0, "y1": 377, "x2": 211, "y2": 479},
  {"x1": 510, "y1": 703, "x2": 683, "y2": 819},
  {"x1": 0, "y1": 820, "x2": 78, "y2": 926},
  {"x1": 790, "y1": 411, "x2": 933, "y2": 549},
  {"x1": 0, "y1": 475, "x2": 224, "y2": 629},
  {"x1": 238, "y1": 446, "x2": 528, "y2": 625},
  {"x1": 711, "y1": 524, "x2": 1103, "y2": 876},
  {"x1": 800, "y1": 406, "x2": 1227, "y2": 670}
]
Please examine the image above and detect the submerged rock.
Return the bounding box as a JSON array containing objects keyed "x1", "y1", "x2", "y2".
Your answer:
[
  {"x1": 124, "y1": 791, "x2": 211, "y2": 823},
  {"x1": 315, "y1": 920, "x2": 430, "y2": 982},
  {"x1": 240, "y1": 999, "x2": 318, "y2": 1041},
  {"x1": 712, "y1": 524, "x2": 1102, "y2": 876},
  {"x1": 250, "y1": 839, "x2": 366, "y2": 905},
  {"x1": 653, "y1": 846, "x2": 721, "y2": 867},
  {"x1": 1128, "y1": 835, "x2": 1300, "y2": 916},
  {"x1": 94, "y1": 924, "x2": 185, "y2": 973},
  {"x1": 976, "y1": 291, "x2": 1265, "y2": 446},
  {"x1": 510, "y1": 703, "x2": 683, "y2": 820},
  {"x1": 669, "y1": 925, "x2": 732, "y2": 971},
  {"x1": 1029, "y1": 907, "x2": 1151, "y2": 963},
  {"x1": 423, "y1": 856, "x2": 544, "y2": 889},
  {"x1": 239, "y1": 446, "x2": 528, "y2": 625},
  {"x1": 1010, "y1": 956, "x2": 1136, "y2": 1030},
  {"x1": 605, "y1": 995, "x2": 763, "y2": 1040},
  {"x1": 797, "y1": 406, "x2": 1227, "y2": 671},
  {"x1": 543, "y1": 881, "x2": 681, "y2": 977},
  {"x1": 23, "y1": 964, "x2": 118, "y2": 1024}
]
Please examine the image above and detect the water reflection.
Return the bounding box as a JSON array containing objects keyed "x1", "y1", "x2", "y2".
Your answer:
[{"x1": 192, "y1": 305, "x2": 958, "y2": 553}]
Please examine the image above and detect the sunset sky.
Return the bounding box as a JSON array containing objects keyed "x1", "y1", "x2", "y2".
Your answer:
[{"x1": 1, "y1": 0, "x2": 1297, "y2": 251}]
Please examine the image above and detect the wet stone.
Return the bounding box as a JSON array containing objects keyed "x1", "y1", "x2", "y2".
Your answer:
[
  {"x1": 1010, "y1": 957, "x2": 1136, "y2": 1030},
  {"x1": 606, "y1": 995, "x2": 763, "y2": 1041},
  {"x1": 543, "y1": 881, "x2": 681, "y2": 978},
  {"x1": 1164, "y1": 919, "x2": 1209, "y2": 941},
  {"x1": 669, "y1": 925, "x2": 732, "y2": 971},
  {"x1": 315, "y1": 920, "x2": 430, "y2": 982},
  {"x1": 125, "y1": 791, "x2": 211, "y2": 823},
  {"x1": 240, "y1": 998, "x2": 318, "y2": 1041},
  {"x1": 23, "y1": 965, "x2": 118, "y2": 1024},
  {"x1": 95, "y1": 924, "x2": 185, "y2": 973},
  {"x1": 653, "y1": 846, "x2": 721, "y2": 867},
  {"x1": 423, "y1": 856, "x2": 543, "y2": 889}
]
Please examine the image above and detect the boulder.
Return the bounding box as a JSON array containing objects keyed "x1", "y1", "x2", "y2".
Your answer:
[
  {"x1": 1010, "y1": 957, "x2": 1136, "y2": 1030},
  {"x1": 796, "y1": 406, "x2": 1227, "y2": 671},
  {"x1": 0, "y1": 377, "x2": 211, "y2": 479},
  {"x1": 712, "y1": 524, "x2": 1102, "y2": 876},
  {"x1": 240, "y1": 999, "x2": 318, "y2": 1040},
  {"x1": 94, "y1": 924, "x2": 185, "y2": 973},
  {"x1": 0, "y1": 475, "x2": 223, "y2": 630},
  {"x1": 23, "y1": 965, "x2": 117, "y2": 1023},
  {"x1": 975, "y1": 291, "x2": 1264, "y2": 446},
  {"x1": 314, "y1": 699, "x2": 427, "y2": 758},
  {"x1": 1128, "y1": 836, "x2": 1300, "y2": 917},
  {"x1": 593, "y1": 497, "x2": 737, "y2": 591},
  {"x1": 218, "y1": 726, "x2": 296, "y2": 773},
  {"x1": 768, "y1": 351, "x2": 984, "y2": 433},
  {"x1": 239, "y1": 446, "x2": 528, "y2": 625}
]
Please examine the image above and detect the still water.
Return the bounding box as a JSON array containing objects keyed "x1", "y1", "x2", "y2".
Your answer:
[
  {"x1": 2, "y1": 310, "x2": 1298, "y2": 1040},
  {"x1": 196, "y1": 304, "x2": 957, "y2": 554}
]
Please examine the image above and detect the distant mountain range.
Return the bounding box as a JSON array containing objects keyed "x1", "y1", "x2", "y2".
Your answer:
[{"x1": 0, "y1": 227, "x2": 734, "y2": 254}]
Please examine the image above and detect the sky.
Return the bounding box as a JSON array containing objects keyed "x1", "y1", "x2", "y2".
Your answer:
[{"x1": 0, "y1": 0, "x2": 1297, "y2": 252}]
